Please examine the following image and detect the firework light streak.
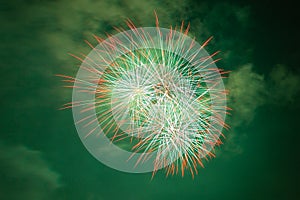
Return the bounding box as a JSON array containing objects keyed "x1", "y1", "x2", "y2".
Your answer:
[{"x1": 58, "y1": 17, "x2": 229, "y2": 177}]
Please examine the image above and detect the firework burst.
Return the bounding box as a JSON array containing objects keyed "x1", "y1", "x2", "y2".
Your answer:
[{"x1": 58, "y1": 16, "x2": 229, "y2": 177}]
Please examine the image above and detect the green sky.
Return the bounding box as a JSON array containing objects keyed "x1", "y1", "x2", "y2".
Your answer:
[{"x1": 1, "y1": 0, "x2": 299, "y2": 199}]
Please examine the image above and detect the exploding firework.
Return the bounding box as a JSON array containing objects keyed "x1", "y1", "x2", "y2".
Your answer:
[{"x1": 58, "y1": 16, "x2": 229, "y2": 177}]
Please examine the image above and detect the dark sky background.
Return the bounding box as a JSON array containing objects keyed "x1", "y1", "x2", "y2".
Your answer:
[{"x1": 1, "y1": 0, "x2": 300, "y2": 199}]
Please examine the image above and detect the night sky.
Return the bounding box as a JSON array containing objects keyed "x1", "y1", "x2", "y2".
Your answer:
[{"x1": 1, "y1": 0, "x2": 300, "y2": 199}]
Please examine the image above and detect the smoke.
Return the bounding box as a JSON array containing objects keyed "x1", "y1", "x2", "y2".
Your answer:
[
  {"x1": 269, "y1": 64, "x2": 300, "y2": 104},
  {"x1": 0, "y1": 142, "x2": 62, "y2": 200}
]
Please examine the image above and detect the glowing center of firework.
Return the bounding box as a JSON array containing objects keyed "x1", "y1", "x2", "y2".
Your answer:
[{"x1": 110, "y1": 61, "x2": 202, "y2": 142}]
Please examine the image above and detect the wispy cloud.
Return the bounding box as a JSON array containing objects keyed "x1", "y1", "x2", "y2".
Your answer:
[
  {"x1": 0, "y1": 142, "x2": 62, "y2": 200},
  {"x1": 220, "y1": 64, "x2": 267, "y2": 155},
  {"x1": 227, "y1": 64, "x2": 267, "y2": 126},
  {"x1": 17, "y1": 0, "x2": 189, "y2": 65},
  {"x1": 269, "y1": 64, "x2": 300, "y2": 104},
  {"x1": 221, "y1": 63, "x2": 300, "y2": 156}
]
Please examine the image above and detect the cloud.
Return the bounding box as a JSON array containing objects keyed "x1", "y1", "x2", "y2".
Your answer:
[
  {"x1": 227, "y1": 64, "x2": 267, "y2": 125},
  {"x1": 269, "y1": 64, "x2": 300, "y2": 104},
  {"x1": 17, "y1": 0, "x2": 189, "y2": 65},
  {"x1": 0, "y1": 142, "x2": 62, "y2": 200},
  {"x1": 221, "y1": 63, "x2": 300, "y2": 155},
  {"x1": 222, "y1": 64, "x2": 267, "y2": 155},
  {"x1": 10, "y1": 0, "x2": 252, "y2": 69}
]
